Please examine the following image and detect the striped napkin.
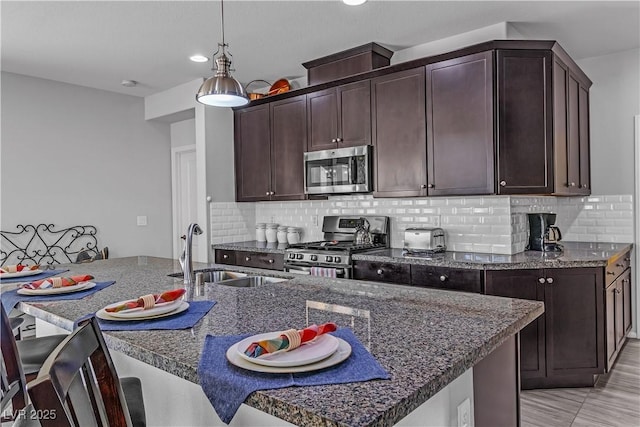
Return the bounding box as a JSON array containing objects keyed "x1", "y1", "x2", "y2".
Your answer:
[
  {"x1": 0, "y1": 264, "x2": 40, "y2": 274},
  {"x1": 105, "y1": 288, "x2": 185, "y2": 313},
  {"x1": 244, "y1": 322, "x2": 337, "y2": 358},
  {"x1": 22, "y1": 274, "x2": 94, "y2": 290}
]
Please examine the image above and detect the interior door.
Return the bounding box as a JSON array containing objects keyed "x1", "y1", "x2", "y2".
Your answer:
[{"x1": 171, "y1": 145, "x2": 198, "y2": 260}]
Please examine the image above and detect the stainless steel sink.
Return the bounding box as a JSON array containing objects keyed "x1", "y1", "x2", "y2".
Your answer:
[
  {"x1": 213, "y1": 276, "x2": 286, "y2": 288},
  {"x1": 168, "y1": 270, "x2": 247, "y2": 281}
]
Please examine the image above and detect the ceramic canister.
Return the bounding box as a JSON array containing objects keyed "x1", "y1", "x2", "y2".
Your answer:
[
  {"x1": 287, "y1": 227, "x2": 301, "y2": 244},
  {"x1": 255, "y1": 223, "x2": 266, "y2": 242},
  {"x1": 277, "y1": 226, "x2": 288, "y2": 244},
  {"x1": 265, "y1": 223, "x2": 279, "y2": 243}
]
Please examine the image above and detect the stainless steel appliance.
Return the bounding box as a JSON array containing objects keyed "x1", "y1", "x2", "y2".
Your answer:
[
  {"x1": 303, "y1": 145, "x2": 372, "y2": 194},
  {"x1": 403, "y1": 227, "x2": 446, "y2": 254},
  {"x1": 284, "y1": 215, "x2": 390, "y2": 278},
  {"x1": 527, "y1": 213, "x2": 563, "y2": 252}
]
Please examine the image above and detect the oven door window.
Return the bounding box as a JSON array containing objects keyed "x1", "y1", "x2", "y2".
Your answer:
[{"x1": 305, "y1": 155, "x2": 367, "y2": 188}]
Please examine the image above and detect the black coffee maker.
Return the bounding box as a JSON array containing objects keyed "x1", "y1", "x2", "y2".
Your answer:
[{"x1": 527, "y1": 213, "x2": 563, "y2": 252}]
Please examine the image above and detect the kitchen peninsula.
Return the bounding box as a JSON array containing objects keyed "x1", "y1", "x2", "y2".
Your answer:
[{"x1": 16, "y1": 257, "x2": 543, "y2": 426}]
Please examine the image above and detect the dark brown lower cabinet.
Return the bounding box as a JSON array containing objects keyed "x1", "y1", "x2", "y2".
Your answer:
[
  {"x1": 352, "y1": 260, "x2": 411, "y2": 284},
  {"x1": 411, "y1": 265, "x2": 483, "y2": 293},
  {"x1": 605, "y1": 268, "x2": 632, "y2": 370},
  {"x1": 485, "y1": 267, "x2": 604, "y2": 389},
  {"x1": 214, "y1": 249, "x2": 284, "y2": 271}
]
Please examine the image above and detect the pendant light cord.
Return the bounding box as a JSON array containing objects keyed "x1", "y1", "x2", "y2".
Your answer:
[{"x1": 220, "y1": 0, "x2": 226, "y2": 47}]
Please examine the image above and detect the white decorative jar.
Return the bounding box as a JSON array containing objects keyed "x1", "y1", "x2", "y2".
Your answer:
[
  {"x1": 277, "y1": 226, "x2": 288, "y2": 244},
  {"x1": 287, "y1": 227, "x2": 302, "y2": 244},
  {"x1": 255, "y1": 223, "x2": 266, "y2": 242},
  {"x1": 265, "y1": 223, "x2": 279, "y2": 243}
]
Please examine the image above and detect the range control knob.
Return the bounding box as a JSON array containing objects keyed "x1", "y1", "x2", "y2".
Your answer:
[
  {"x1": 310, "y1": 255, "x2": 318, "y2": 261},
  {"x1": 334, "y1": 256, "x2": 341, "y2": 263},
  {"x1": 326, "y1": 256, "x2": 333, "y2": 263},
  {"x1": 295, "y1": 254, "x2": 303, "y2": 260},
  {"x1": 288, "y1": 253, "x2": 295, "y2": 259}
]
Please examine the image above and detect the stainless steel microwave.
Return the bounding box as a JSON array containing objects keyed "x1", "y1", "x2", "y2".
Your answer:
[{"x1": 303, "y1": 145, "x2": 373, "y2": 194}]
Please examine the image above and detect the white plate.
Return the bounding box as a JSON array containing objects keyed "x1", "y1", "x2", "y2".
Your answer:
[
  {"x1": 1, "y1": 269, "x2": 43, "y2": 279},
  {"x1": 236, "y1": 333, "x2": 340, "y2": 367},
  {"x1": 96, "y1": 301, "x2": 189, "y2": 321},
  {"x1": 227, "y1": 337, "x2": 351, "y2": 373},
  {"x1": 17, "y1": 281, "x2": 95, "y2": 295},
  {"x1": 100, "y1": 298, "x2": 183, "y2": 319}
]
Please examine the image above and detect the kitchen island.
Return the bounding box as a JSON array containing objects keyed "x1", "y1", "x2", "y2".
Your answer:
[{"x1": 15, "y1": 256, "x2": 543, "y2": 426}]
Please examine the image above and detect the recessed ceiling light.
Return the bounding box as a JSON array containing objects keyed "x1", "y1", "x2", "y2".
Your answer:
[
  {"x1": 190, "y1": 55, "x2": 209, "y2": 63},
  {"x1": 343, "y1": 0, "x2": 367, "y2": 5},
  {"x1": 121, "y1": 80, "x2": 137, "y2": 87}
]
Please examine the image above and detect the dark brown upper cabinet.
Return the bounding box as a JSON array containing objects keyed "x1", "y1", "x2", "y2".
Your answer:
[
  {"x1": 307, "y1": 80, "x2": 371, "y2": 151},
  {"x1": 496, "y1": 48, "x2": 592, "y2": 195},
  {"x1": 426, "y1": 51, "x2": 495, "y2": 196},
  {"x1": 371, "y1": 67, "x2": 427, "y2": 197},
  {"x1": 234, "y1": 95, "x2": 307, "y2": 202}
]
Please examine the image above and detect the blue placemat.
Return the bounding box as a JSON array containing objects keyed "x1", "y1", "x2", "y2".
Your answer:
[
  {"x1": 1, "y1": 280, "x2": 115, "y2": 312},
  {"x1": 0, "y1": 269, "x2": 69, "y2": 284},
  {"x1": 198, "y1": 328, "x2": 390, "y2": 424},
  {"x1": 75, "y1": 300, "x2": 216, "y2": 331}
]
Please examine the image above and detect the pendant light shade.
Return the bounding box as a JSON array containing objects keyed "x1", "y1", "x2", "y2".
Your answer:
[{"x1": 196, "y1": 0, "x2": 249, "y2": 107}]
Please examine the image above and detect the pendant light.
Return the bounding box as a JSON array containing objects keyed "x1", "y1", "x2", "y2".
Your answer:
[{"x1": 196, "y1": 0, "x2": 249, "y2": 107}]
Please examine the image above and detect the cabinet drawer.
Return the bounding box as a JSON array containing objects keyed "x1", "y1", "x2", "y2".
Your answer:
[
  {"x1": 237, "y1": 251, "x2": 284, "y2": 271},
  {"x1": 605, "y1": 251, "x2": 631, "y2": 285},
  {"x1": 353, "y1": 260, "x2": 411, "y2": 284},
  {"x1": 215, "y1": 249, "x2": 236, "y2": 265},
  {"x1": 412, "y1": 265, "x2": 483, "y2": 293}
]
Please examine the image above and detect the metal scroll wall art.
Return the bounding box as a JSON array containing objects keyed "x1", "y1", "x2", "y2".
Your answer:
[{"x1": 0, "y1": 224, "x2": 100, "y2": 266}]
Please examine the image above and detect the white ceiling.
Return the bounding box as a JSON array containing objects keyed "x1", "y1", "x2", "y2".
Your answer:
[{"x1": 2, "y1": 1, "x2": 639, "y2": 98}]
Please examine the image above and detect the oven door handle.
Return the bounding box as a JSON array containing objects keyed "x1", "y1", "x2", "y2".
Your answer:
[{"x1": 285, "y1": 265, "x2": 346, "y2": 277}]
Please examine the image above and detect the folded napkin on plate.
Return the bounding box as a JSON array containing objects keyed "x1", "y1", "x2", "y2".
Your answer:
[
  {"x1": 244, "y1": 322, "x2": 337, "y2": 358},
  {"x1": 0, "y1": 264, "x2": 40, "y2": 274},
  {"x1": 105, "y1": 288, "x2": 185, "y2": 313},
  {"x1": 198, "y1": 328, "x2": 390, "y2": 424},
  {"x1": 22, "y1": 274, "x2": 94, "y2": 290}
]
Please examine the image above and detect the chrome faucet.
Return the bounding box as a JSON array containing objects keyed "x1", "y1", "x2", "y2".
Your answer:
[{"x1": 183, "y1": 223, "x2": 203, "y2": 297}]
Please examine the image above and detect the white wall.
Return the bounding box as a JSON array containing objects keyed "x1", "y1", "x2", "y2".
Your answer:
[
  {"x1": 577, "y1": 48, "x2": 640, "y2": 195},
  {"x1": 170, "y1": 118, "x2": 195, "y2": 149},
  {"x1": 1, "y1": 72, "x2": 173, "y2": 258}
]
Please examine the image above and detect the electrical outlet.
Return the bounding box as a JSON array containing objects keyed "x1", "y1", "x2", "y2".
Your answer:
[
  {"x1": 457, "y1": 398, "x2": 471, "y2": 427},
  {"x1": 136, "y1": 215, "x2": 148, "y2": 226}
]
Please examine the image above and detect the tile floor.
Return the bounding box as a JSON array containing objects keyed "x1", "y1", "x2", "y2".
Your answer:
[{"x1": 521, "y1": 339, "x2": 640, "y2": 427}]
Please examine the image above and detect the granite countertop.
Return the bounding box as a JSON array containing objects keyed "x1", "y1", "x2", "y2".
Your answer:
[
  {"x1": 17, "y1": 257, "x2": 543, "y2": 427},
  {"x1": 353, "y1": 242, "x2": 633, "y2": 270}
]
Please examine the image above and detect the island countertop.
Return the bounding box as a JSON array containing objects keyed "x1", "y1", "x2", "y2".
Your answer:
[{"x1": 16, "y1": 256, "x2": 543, "y2": 427}]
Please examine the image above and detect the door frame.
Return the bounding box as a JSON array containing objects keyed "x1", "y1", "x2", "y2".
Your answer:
[
  {"x1": 633, "y1": 115, "x2": 639, "y2": 339},
  {"x1": 171, "y1": 144, "x2": 197, "y2": 261}
]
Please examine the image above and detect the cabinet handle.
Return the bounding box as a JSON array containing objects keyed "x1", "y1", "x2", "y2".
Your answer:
[
  {"x1": 439, "y1": 275, "x2": 447, "y2": 282},
  {"x1": 581, "y1": 184, "x2": 588, "y2": 188},
  {"x1": 570, "y1": 182, "x2": 576, "y2": 187},
  {"x1": 265, "y1": 192, "x2": 270, "y2": 196},
  {"x1": 500, "y1": 180, "x2": 507, "y2": 187},
  {"x1": 615, "y1": 288, "x2": 622, "y2": 294},
  {"x1": 616, "y1": 263, "x2": 625, "y2": 267},
  {"x1": 336, "y1": 138, "x2": 342, "y2": 143},
  {"x1": 331, "y1": 138, "x2": 337, "y2": 143},
  {"x1": 377, "y1": 269, "x2": 383, "y2": 275},
  {"x1": 420, "y1": 184, "x2": 427, "y2": 189},
  {"x1": 223, "y1": 254, "x2": 229, "y2": 259},
  {"x1": 607, "y1": 271, "x2": 616, "y2": 275},
  {"x1": 538, "y1": 277, "x2": 545, "y2": 284},
  {"x1": 271, "y1": 191, "x2": 275, "y2": 195},
  {"x1": 546, "y1": 277, "x2": 554, "y2": 284},
  {"x1": 624, "y1": 257, "x2": 631, "y2": 262},
  {"x1": 245, "y1": 256, "x2": 251, "y2": 261},
  {"x1": 268, "y1": 259, "x2": 274, "y2": 264},
  {"x1": 427, "y1": 184, "x2": 434, "y2": 188},
  {"x1": 621, "y1": 279, "x2": 628, "y2": 284}
]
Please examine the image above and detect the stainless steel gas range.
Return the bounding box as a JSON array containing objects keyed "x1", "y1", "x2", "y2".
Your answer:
[{"x1": 284, "y1": 216, "x2": 390, "y2": 278}]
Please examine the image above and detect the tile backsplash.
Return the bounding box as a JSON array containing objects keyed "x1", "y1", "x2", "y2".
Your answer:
[{"x1": 210, "y1": 194, "x2": 634, "y2": 255}]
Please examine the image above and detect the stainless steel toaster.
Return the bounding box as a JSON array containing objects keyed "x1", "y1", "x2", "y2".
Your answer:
[{"x1": 403, "y1": 228, "x2": 446, "y2": 253}]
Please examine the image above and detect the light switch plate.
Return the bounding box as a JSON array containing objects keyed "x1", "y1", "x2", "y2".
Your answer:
[
  {"x1": 137, "y1": 215, "x2": 148, "y2": 226},
  {"x1": 457, "y1": 398, "x2": 471, "y2": 427}
]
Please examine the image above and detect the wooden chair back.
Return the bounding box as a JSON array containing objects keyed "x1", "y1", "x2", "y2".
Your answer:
[
  {"x1": 1, "y1": 305, "x2": 28, "y2": 417},
  {"x1": 27, "y1": 316, "x2": 133, "y2": 427}
]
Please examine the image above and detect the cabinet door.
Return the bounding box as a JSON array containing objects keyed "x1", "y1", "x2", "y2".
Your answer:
[
  {"x1": 234, "y1": 105, "x2": 272, "y2": 201},
  {"x1": 238, "y1": 251, "x2": 284, "y2": 270},
  {"x1": 578, "y1": 84, "x2": 591, "y2": 193},
  {"x1": 622, "y1": 268, "x2": 632, "y2": 335},
  {"x1": 545, "y1": 268, "x2": 604, "y2": 377},
  {"x1": 352, "y1": 260, "x2": 411, "y2": 284},
  {"x1": 215, "y1": 249, "x2": 236, "y2": 265},
  {"x1": 270, "y1": 95, "x2": 307, "y2": 201},
  {"x1": 426, "y1": 51, "x2": 494, "y2": 196},
  {"x1": 307, "y1": 88, "x2": 338, "y2": 151},
  {"x1": 605, "y1": 281, "x2": 617, "y2": 369},
  {"x1": 338, "y1": 80, "x2": 371, "y2": 148},
  {"x1": 614, "y1": 279, "x2": 625, "y2": 350},
  {"x1": 496, "y1": 50, "x2": 553, "y2": 194},
  {"x1": 372, "y1": 67, "x2": 427, "y2": 197},
  {"x1": 484, "y1": 269, "x2": 546, "y2": 380}
]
